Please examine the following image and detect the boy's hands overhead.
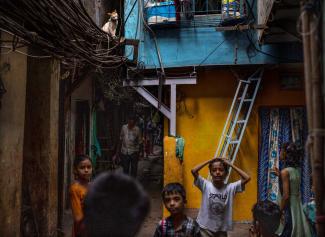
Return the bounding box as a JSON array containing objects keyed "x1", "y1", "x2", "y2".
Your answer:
[{"x1": 216, "y1": 157, "x2": 231, "y2": 165}]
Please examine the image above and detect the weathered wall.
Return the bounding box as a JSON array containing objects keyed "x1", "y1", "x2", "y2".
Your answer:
[
  {"x1": 60, "y1": 1, "x2": 97, "y2": 217},
  {"x1": 82, "y1": 0, "x2": 97, "y2": 23},
  {"x1": 63, "y1": 77, "x2": 93, "y2": 210},
  {"x1": 0, "y1": 33, "x2": 27, "y2": 236},
  {"x1": 164, "y1": 67, "x2": 305, "y2": 220},
  {"x1": 23, "y1": 56, "x2": 60, "y2": 236},
  {"x1": 82, "y1": 0, "x2": 118, "y2": 27}
]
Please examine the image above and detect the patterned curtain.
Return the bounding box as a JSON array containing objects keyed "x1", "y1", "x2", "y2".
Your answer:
[
  {"x1": 267, "y1": 109, "x2": 281, "y2": 202},
  {"x1": 258, "y1": 108, "x2": 270, "y2": 201},
  {"x1": 258, "y1": 107, "x2": 311, "y2": 204}
]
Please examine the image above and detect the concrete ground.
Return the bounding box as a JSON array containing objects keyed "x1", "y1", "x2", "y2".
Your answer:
[{"x1": 63, "y1": 152, "x2": 251, "y2": 236}]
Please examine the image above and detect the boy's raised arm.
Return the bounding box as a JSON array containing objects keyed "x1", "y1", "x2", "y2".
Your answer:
[
  {"x1": 191, "y1": 158, "x2": 215, "y2": 179},
  {"x1": 221, "y1": 158, "x2": 251, "y2": 186}
]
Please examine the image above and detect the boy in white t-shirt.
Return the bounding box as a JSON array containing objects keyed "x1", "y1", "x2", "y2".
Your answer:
[{"x1": 191, "y1": 157, "x2": 251, "y2": 237}]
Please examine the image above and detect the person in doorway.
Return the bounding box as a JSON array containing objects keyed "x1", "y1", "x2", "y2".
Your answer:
[
  {"x1": 114, "y1": 114, "x2": 143, "y2": 177},
  {"x1": 84, "y1": 172, "x2": 150, "y2": 237},
  {"x1": 248, "y1": 200, "x2": 282, "y2": 237},
  {"x1": 153, "y1": 182, "x2": 201, "y2": 237},
  {"x1": 191, "y1": 157, "x2": 251, "y2": 237},
  {"x1": 70, "y1": 155, "x2": 93, "y2": 237},
  {"x1": 277, "y1": 142, "x2": 313, "y2": 237}
]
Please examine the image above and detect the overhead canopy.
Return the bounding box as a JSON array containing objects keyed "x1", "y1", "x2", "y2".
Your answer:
[{"x1": 258, "y1": 0, "x2": 301, "y2": 44}]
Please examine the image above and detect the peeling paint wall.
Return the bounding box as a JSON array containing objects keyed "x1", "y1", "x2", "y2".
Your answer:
[{"x1": 23, "y1": 56, "x2": 59, "y2": 236}]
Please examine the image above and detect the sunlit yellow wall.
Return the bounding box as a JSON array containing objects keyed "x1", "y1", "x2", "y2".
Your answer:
[
  {"x1": 164, "y1": 68, "x2": 305, "y2": 221},
  {"x1": 163, "y1": 136, "x2": 184, "y2": 216}
]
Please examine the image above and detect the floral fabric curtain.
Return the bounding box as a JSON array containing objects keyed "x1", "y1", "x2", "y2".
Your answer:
[{"x1": 258, "y1": 107, "x2": 311, "y2": 204}]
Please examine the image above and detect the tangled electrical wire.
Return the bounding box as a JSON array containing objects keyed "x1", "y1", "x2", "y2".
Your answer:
[{"x1": 0, "y1": 0, "x2": 127, "y2": 68}]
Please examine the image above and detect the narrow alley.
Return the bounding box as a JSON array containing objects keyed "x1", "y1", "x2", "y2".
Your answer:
[
  {"x1": 0, "y1": 0, "x2": 325, "y2": 237},
  {"x1": 62, "y1": 149, "x2": 251, "y2": 237}
]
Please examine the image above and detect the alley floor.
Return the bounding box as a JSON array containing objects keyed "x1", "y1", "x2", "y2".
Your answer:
[{"x1": 63, "y1": 153, "x2": 251, "y2": 236}]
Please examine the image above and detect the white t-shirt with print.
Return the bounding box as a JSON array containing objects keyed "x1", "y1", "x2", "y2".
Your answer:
[{"x1": 194, "y1": 176, "x2": 243, "y2": 232}]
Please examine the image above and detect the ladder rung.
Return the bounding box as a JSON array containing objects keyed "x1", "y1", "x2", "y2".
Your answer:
[
  {"x1": 243, "y1": 99, "x2": 253, "y2": 102},
  {"x1": 237, "y1": 120, "x2": 246, "y2": 124},
  {"x1": 240, "y1": 80, "x2": 250, "y2": 84},
  {"x1": 229, "y1": 140, "x2": 240, "y2": 144},
  {"x1": 238, "y1": 97, "x2": 253, "y2": 102},
  {"x1": 238, "y1": 96, "x2": 252, "y2": 100}
]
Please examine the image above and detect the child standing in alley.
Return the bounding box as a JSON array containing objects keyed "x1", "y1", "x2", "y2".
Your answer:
[
  {"x1": 191, "y1": 157, "x2": 251, "y2": 237},
  {"x1": 70, "y1": 155, "x2": 93, "y2": 237},
  {"x1": 153, "y1": 183, "x2": 201, "y2": 237}
]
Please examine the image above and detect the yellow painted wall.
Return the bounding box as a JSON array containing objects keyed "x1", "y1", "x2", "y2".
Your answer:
[
  {"x1": 163, "y1": 136, "x2": 184, "y2": 185},
  {"x1": 164, "y1": 67, "x2": 305, "y2": 221}
]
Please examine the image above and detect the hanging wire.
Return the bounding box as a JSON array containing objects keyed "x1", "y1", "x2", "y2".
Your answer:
[
  {"x1": 244, "y1": 30, "x2": 301, "y2": 63},
  {"x1": 198, "y1": 38, "x2": 227, "y2": 66},
  {"x1": 0, "y1": 0, "x2": 128, "y2": 68}
]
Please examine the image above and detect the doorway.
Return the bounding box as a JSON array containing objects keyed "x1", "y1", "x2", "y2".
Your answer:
[{"x1": 258, "y1": 107, "x2": 311, "y2": 204}]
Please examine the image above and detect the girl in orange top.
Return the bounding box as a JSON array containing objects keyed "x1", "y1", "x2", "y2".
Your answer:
[{"x1": 70, "y1": 155, "x2": 92, "y2": 237}]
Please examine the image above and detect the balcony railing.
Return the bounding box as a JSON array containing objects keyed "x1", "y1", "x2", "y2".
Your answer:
[{"x1": 144, "y1": 0, "x2": 248, "y2": 28}]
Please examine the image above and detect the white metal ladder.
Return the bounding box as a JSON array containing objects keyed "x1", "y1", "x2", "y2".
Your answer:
[{"x1": 215, "y1": 68, "x2": 264, "y2": 182}]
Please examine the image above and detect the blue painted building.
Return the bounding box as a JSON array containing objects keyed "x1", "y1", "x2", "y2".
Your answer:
[
  {"x1": 124, "y1": 0, "x2": 302, "y2": 69},
  {"x1": 123, "y1": 0, "x2": 306, "y2": 221}
]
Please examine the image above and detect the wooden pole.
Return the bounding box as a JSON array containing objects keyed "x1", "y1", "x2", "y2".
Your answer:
[
  {"x1": 301, "y1": 0, "x2": 325, "y2": 235},
  {"x1": 301, "y1": 4, "x2": 313, "y2": 130},
  {"x1": 310, "y1": 16, "x2": 325, "y2": 237}
]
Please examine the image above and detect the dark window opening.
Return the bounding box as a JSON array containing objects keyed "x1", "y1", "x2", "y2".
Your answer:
[{"x1": 194, "y1": 0, "x2": 222, "y2": 15}]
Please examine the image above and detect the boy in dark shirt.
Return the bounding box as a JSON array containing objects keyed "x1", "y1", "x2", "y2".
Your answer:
[{"x1": 153, "y1": 183, "x2": 201, "y2": 237}]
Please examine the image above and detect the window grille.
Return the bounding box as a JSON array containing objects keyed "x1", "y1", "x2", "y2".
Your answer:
[
  {"x1": 144, "y1": 0, "x2": 247, "y2": 27},
  {"x1": 193, "y1": 0, "x2": 222, "y2": 15}
]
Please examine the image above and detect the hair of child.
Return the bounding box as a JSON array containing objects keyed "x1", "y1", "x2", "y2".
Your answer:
[
  {"x1": 161, "y1": 182, "x2": 187, "y2": 203},
  {"x1": 73, "y1": 155, "x2": 92, "y2": 169},
  {"x1": 282, "y1": 142, "x2": 303, "y2": 168},
  {"x1": 84, "y1": 172, "x2": 150, "y2": 237},
  {"x1": 208, "y1": 158, "x2": 229, "y2": 174},
  {"x1": 252, "y1": 200, "x2": 281, "y2": 234}
]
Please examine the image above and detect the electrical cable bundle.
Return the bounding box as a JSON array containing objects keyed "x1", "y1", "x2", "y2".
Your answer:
[{"x1": 0, "y1": 0, "x2": 127, "y2": 68}]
